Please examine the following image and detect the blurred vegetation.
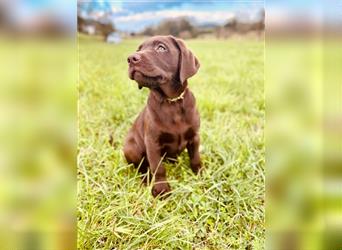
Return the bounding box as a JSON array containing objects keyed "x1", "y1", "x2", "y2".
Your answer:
[
  {"x1": 141, "y1": 18, "x2": 198, "y2": 39},
  {"x1": 139, "y1": 16, "x2": 265, "y2": 40},
  {"x1": 78, "y1": 15, "x2": 116, "y2": 40}
]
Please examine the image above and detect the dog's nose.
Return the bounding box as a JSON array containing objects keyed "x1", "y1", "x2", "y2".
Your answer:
[{"x1": 127, "y1": 53, "x2": 141, "y2": 64}]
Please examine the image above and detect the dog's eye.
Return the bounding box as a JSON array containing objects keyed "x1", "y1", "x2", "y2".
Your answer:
[{"x1": 156, "y1": 44, "x2": 167, "y2": 52}]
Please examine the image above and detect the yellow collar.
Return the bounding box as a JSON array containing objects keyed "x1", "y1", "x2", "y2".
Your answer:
[{"x1": 166, "y1": 89, "x2": 186, "y2": 103}]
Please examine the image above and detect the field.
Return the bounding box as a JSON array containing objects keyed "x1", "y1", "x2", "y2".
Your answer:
[{"x1": 78, "y1": 35, "x2": 264, "y2": 249}]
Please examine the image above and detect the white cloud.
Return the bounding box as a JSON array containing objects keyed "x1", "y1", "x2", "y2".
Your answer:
[{"x1": 111, "y1": 6, "x2": 123, "y2": 13}]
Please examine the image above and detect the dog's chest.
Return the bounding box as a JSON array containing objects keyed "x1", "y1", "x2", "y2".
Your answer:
[
  {"x1": 157, "y1": 104, "x2": 195, "y2": 154},
  {"x1": 162, "y1": 103, "x2": 192, "y2": 132}
]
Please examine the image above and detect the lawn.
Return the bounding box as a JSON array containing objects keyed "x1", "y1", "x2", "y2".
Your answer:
[{"x1": 78, "y1": 35, "x2": 265, "y2": 249}]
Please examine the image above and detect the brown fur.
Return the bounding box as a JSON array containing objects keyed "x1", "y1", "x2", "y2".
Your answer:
[{"x1": 124, "y1": 35, "x2": 202, "y2": 198}]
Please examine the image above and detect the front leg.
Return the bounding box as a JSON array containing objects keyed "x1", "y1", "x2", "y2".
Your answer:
[
  {"x1": 187, "y1": 134, "x2": 202, "y2": 174},
  {"x1": 145, "y1": 137, "x2": 171, "y2": 198}
]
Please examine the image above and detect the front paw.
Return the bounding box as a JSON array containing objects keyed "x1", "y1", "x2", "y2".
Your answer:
[
  {"x1": 191, "y1": 162, "x2": 202, "y2": 175},
  {"x1": 152, "y1": 182, "x2": 171, "y2": 198}
]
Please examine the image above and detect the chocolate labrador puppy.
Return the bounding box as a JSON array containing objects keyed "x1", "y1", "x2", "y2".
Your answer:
[{"x1": 124, "y1": 35, "x2": 202, "y2": 197}]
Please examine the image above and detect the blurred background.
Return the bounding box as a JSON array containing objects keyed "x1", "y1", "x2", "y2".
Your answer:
[
  {"x1": 266, "y1": 0, "x2": 342, "y2": 249},
  {"x1": 0, "y1": 0, "x2": 76, "y2": 249},
  {"x1": 0, "y1": 0, "x2": 341, "y2": 249}
]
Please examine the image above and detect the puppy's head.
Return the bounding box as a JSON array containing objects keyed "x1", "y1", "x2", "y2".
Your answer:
[{"x1": 127, "y1": 36, "x2": 200, "y2": 92}]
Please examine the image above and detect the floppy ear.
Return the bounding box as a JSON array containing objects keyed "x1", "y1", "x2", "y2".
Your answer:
[{"x1": 171, "y1": 37, "x2": 200, "y2": 84}]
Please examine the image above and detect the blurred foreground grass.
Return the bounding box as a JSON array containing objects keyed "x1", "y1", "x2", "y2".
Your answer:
[{"x1": 78, "y1": 35, "x2": 264, "y2": 249}]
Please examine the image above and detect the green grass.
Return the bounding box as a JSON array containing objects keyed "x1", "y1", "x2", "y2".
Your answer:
[{"x1": 78, "y1": 35, "x2": 264, "y2": 249}]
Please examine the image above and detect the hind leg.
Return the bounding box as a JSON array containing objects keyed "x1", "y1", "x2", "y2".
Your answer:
[{"x1": 123, "y1": 135, "x2": 150, "y2": 183}]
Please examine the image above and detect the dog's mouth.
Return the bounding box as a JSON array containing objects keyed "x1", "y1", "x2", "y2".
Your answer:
[{"x1": 129, "y1": 69, "x2": 164, "y2": 89}]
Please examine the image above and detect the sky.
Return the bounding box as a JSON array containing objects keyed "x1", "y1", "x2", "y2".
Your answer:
[
  {"x1": 14, "y1": 0, "x2": 338, "y2": 33},
  {"x1": 78, "y1": 0, "x2": 265, "y2": 32}
]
